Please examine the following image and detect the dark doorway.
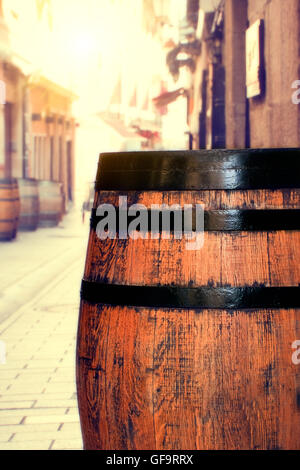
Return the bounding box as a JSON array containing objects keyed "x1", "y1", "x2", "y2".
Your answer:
[
  {"x1": 245, "y1": 98, "x2": 250, "y2": 148},
  {"x1": 58, "y1": 136, "x2": 64, "y2": 183},
  {"x1": 50, "y1": 136, "x2": 54, "y2": 180},
  {"x1": 211, "y1": 64, "x2": 226, "y2": 149},
  {"x1": 67, "y1": 141, "x2": 73, "y2": 201},
  {"x1": 199, "y1": 69, "x2": 208, "y2": 149},
  {"x1": 4, "y1": 102, "x2": 12, "y2": 178}
]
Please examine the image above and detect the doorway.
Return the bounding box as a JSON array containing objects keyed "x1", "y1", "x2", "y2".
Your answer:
[{"x1": 4, "y1": 102, "x2": 12, "y2": 178}]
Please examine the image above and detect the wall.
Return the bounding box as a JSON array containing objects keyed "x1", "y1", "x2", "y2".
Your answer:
[
  {"x1": 247, "y1": 0, "x2": 300, "y2": 148},
  {"x1": 28, "y1": 82, "x2": 75, "y2": 206},
  {"x1": 224, "y1": 0, "x2": 247, "y2": 148},
  {"x1": 0, "y1": 62, "x2": 24, "y2": 179},
  {"x1": 0, "y1": 61, "x2": 5, "y2": 177},
  {"x1": 191, "y1": 0, "x2": 300, "y2": 150}
]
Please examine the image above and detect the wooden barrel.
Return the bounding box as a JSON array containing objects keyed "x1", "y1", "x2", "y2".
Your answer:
[
  {"x1": 0, "y1": 178, "x2": 20, "y2": 241},
  {"x1": 38, "y1": 181, "x2": 63, "y2": 228},
  {"x1": 77, "y1": 148, "x2": 300, "y2": 450},
  {"x1": 18, "y1": 178, "x2": 39, "y2": 231}
]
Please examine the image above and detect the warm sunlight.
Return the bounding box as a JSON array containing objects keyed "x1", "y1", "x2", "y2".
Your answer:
[{"x1": 1, "y1": 0, "x2": 299, "y2": 453}]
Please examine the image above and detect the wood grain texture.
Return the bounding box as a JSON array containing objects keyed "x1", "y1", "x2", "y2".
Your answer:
[
  {"x1": 77, "y1": 304, "x2": 300, "y2": 450},
  {"x1": 95, "y1": 189, "x2": 300, "y2": 210},
  {"x1": 77, "y1": 187, "x2": 300, "y2": 450}
]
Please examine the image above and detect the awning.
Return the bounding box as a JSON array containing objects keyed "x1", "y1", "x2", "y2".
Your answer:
[
  {"x1": 152, "y1": 87, "x2": 187, "y2": 108},
  {"x1": 131, "y1": 125, "x2": 160, "y2": 140},
  {"x1": 97, "y1": 112, "x2": 145, "y2": 140}
]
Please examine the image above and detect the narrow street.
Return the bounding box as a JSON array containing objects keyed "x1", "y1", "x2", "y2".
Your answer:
[
  {"x1": 0, "y1": 208, "x2": 89, "y2": 450},
  {"x1": 0, "y1": 0, "x2": 298, "y2": 453}
]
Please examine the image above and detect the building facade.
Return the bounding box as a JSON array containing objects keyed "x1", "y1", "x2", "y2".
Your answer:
[
  {"x1": 183, "y1": 0, "x2": 300, "y2": 149},
  {"x1": 27, "y1": 77, "x2": 76, "y2": 206},
  {"x1": 0, "y1": 0, "x2": 76, "y2": 227},
  {"x1": 95, "y1": 0, "x2": 190, "y2": 152}
]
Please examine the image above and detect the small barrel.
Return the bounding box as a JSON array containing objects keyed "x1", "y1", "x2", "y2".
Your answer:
[
  {"x1": 18, "y1": 178, "x2": 39, "y2": 231},
  {"x1": 77, "y1": 149, "x2": 300, "y2": 450},
  {"x1": 0, "y1": 178, "x2": 20, "y2": 241},
  {"x1": 38, "y1": 181, "x2": 63, "y2": 228}
]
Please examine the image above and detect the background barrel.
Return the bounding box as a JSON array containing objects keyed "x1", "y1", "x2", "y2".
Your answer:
[
  {"x1": 0, "y1": 178, "x2": 20, "y2": 241},
  {"x1": 12, "y1": 179, "x2": 20, "y2": 238},
  {"x1": 18, "y1": 178, "x2": 39, "y2": 231},
  {"x1": 60, "y1": 185, "x2": 66, "y2": 221},
  {"x1": 38, "y1": 181, "x2": 63, "y2": 228},
  {"x1": 77, "y1": 149, "x2": 300, "y2": 450}
]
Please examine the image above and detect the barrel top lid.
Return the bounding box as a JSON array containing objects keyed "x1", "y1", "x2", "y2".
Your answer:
[{"x1": 95, "y1": 148, "x2": 300, "y2": 191}]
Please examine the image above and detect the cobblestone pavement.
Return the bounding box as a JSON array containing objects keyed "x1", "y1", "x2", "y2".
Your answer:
[{"x1": 0, "y1": 208, "x2": 90, "y2": 450}]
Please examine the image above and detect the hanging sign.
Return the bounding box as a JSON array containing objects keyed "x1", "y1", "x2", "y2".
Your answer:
[{"x1": 246, "y1": 19, "x2": 264, "y2": 98}]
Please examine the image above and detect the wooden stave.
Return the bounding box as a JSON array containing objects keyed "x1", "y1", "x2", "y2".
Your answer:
[
  {"x1": 0, "y1": 178, "x2": 20, "y2": 241},
  {"x1": 84, "y1": 189, "x2": 300, "y2": 288},
  {"x1": 38, "y1": 181, "x2": 63, "y2": 228},
  {"x1": 77, "y1": 188, "x2": 300, "y2": 450},
  {"x1": 77, "y1": 150, "x2": 300, "y2": 450},
  {"x1": 18, "y1": 178, "x2": 40, "y2": 231},
  {"x1": 77, "y1": 303, "x2": 300, "y2": 450}
]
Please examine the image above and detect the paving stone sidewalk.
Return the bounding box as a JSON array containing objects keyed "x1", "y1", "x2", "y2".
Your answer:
[{"x1": 0, "y1": 209, "x2": 89, "y2": 450}]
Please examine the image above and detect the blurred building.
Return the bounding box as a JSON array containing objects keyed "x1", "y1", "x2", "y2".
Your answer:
[
  {"x1": 27, "y1": 76, "x2": 76, "y2": 207},
  {"x1": 176, "y1": 0, "x2": 300, "y2": 149},
  {"x1": 95, "y1": 0, "x2": 190, "y2": 152},
  {"x1": 74, "y1": 0, "x2": 190, "y2": 208},
  {"x1": 97, "y1": 0, "x2": 168, "y2": 151},
  {"x1": 0, "y1": 0, "x2": 77, "y2": 230}
]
